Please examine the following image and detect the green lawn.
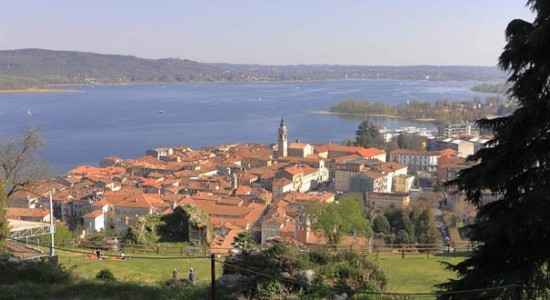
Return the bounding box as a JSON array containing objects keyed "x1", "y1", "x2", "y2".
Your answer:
[
  {"x1": 371, "y1": 252, "x2": 466, "y2": 294},
  {"x1": 57, "y1": 248, "x2": 220, "y2": 284},
  {"x1": 55, "y1": 247, "x2": 465, "y2": 295}
]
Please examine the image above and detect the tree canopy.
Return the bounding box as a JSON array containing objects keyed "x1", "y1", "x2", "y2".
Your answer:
[
  {"x1": 306, "y1": 196, "x2": 372, "y2": 245},
  {"x1": 371, "y1": 203, "x2": 438, "y2": 247},
  {"x1": 122, "y1": 215, "x2": 159, "y2": 245},
  {"x1": 232, "y1": 231, "x2": 255, "y2": 254},
  {"x1": 159, "y1": 203, "x2": 209, "y2": 244},
  {"x1": 440, "y1": 1, "x2": 550, "y2": 298},
  {"x1": 354, "y1": 120, "x2": 385, "y2": 149},
  {"x1": 0, "y1": 127, "x2": 52, "y2": 197}
]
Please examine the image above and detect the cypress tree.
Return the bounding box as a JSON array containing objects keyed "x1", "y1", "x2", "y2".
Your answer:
[
  {"x1": 440, "y1": 1, "x2": 550, "y2": 299},
  {"x1": 354, "y1": 120, "x2": 384, "y2": 148}
]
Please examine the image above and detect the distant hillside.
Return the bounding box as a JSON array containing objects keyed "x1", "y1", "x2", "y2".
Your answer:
[
  {"x1": 0, "y1": 49, "x2": 228, "y2": 89},
  {"x1": 0, "y1": 49, "x2": 506, "y2": 90},
  {"x1": 214, "y1": 63, "x2": 507, "y2": 82}
]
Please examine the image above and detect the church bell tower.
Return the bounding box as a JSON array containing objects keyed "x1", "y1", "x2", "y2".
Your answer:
[{"x1": 277, "y1": 117, "x2": 288, "y2": 158}]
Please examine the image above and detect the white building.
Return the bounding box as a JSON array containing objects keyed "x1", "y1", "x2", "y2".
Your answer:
[
  {"x1": 82, "y1": 210, "x2": 105, "y2": 234},
  {"x1": 389, "y1": 149, "x2": 456, "y2": 172}
]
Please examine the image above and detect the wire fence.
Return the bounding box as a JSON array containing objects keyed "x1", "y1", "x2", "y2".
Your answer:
[
  {"x1": 11, "y1": 236, "x2": 473, "y2": 255},
  {"x1": 7, "y1": 237, "x2": 522, "y2": 299},
  {"x1": 22, "y1": 237, "x2": 477, "y2": 259},
  {"x1": 52, "y1": 238, "x2": 210, "y2": 257},
  {"x1": 8, "y1": 237, "x2": 210, "y2": 260}
]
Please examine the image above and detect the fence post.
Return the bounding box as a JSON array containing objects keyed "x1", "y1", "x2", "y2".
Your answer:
[
  {"x1": 156, "y1": 243, "x2": 160, "y2": 254},
  {"x1": 211, "y1": 254, "x2": 217, "y2": 300},
  {"x1": 401, "y1": 249, "x2": 405, "y2": 259}
]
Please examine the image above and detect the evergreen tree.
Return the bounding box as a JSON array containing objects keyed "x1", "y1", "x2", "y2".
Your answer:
[
  {"x1": 232, "y1": 231, "x2": 255, "y2": 254},
  {"x1": 415, "y1": 209, "x2": 439, "y2": 245},
  {"x1": 395, "y1": 229, "x2": 413, "y2": 245},
  {"x1": 440, "y1": 1, "x2": 550, "y2": 298},
  {"x1": 0, "y1": 179, "x2": 8, "y2": 250},
  {"x1": 354, "y1": 120, "x2": 384, "y2": 148},
  {"x1": 397, "y1": 133, "x2": 407, "y2": 149},
  {"x1": 372, "y1": 215, "x2": 391, "y2": 236},
  {"x1": 396, "y1": 133, "x2": 425, "y2": 151},
  {"x1": 400, "y1": 213, "x2": 415, "y2": 243}
]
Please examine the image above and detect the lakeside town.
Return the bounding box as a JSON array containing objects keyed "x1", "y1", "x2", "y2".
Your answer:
[
  {"x1": 2, "y1": 1, "x2": 548, "y2": 298},
  {"x1": 6, "y1": 117, "x2": 488, "y2": 254}
]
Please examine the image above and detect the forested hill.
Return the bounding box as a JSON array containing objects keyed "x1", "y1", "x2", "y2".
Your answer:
[
  {"x1": 213, "y1": 63, "x2": 506, "y2": 82},
  {"x1": 0, "y1": 49, "x2": 506, "y2": 90},
  {"x1": 0, "y1": 49, "x2": 227, "y2": 89}
]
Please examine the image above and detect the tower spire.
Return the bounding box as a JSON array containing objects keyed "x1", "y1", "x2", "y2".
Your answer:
[{"x1": 277, "y1": 117, "x2": 288, "y2": 158}]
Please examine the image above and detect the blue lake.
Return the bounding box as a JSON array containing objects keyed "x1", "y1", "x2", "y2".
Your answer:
[{"x1": 0, "y1": 80, "x2": 489, "y2": 172}]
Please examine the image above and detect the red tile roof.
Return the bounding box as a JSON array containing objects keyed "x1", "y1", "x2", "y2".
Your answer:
[
  {"x1": 273, "y1": 178, "x2": 293, "y2": 187},
  {"x1": 390, "y1": 148, "x2": 457, "y2": 156},
  {"x1": 83, "y1": 210, "x2": 104, "y2": 218},
  {"x1": 6, "y1": 207, "x2": 50, "y2": 219},
  {"x1": 288, "y1": 142, "x2": 309, "y2": 149}
]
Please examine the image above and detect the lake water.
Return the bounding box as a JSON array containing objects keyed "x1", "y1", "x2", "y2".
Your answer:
[{"x1": 0, "y1": 80, "x2": 488, "y2": 172}]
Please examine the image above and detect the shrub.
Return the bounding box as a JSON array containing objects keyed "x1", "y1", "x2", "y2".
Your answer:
[
  {"x1": 308, "y1": 251, "x2": 333, "y2": 265},
  {"x1": 264, "y1": 243, "x2": 292, "y2": 258},
  {"x1": 0, "y1": 257, "x2": 71, "y2": 284},
  {"x1": 295, "y1": 253, "x2": 311, "y2": 269},
  {"x1": 256, "y1": 279, "x2": 287, "y2": 300},
  {"x1": 95, "y1": 269, "x2": 116, "y2": 282}
]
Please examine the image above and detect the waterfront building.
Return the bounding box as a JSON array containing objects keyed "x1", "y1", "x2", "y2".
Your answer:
[
  {"x1": 438, "y1": 121, "x2": 479, "y2": 138},
  {"x1": 389, "y1": 148, "x2": 456, "y2": 172}
]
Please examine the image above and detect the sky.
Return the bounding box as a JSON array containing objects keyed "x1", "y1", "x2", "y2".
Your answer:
[{"x1": 0, "y1": 1, "x2": 534, "y2": 66}]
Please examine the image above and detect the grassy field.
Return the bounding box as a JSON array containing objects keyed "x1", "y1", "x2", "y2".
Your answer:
[
  {"x1": 57, "y1": 249, "x2": 220, "y2": 284},
  {"x1": 54, "y1": 246, "x2": 465, "y2": 294},
  {"x1": 0, "y1": 247, "x2": 468, "y2": 300},
  {"x1": 371, "y1": 252, "x2": 466, "y2": 294}
]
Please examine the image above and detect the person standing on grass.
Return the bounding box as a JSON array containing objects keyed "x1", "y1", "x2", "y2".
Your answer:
[
  {"x1": 188, "y1": 267, "x2": 195, "y2": 284},
  {"x1": 172, "y1": 269, "x2": 178, "y2": 280}
]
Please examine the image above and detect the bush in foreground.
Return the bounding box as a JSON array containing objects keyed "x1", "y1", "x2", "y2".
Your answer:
[{"x1": 221, "y1": 242, "x2": 387, "y2": 299}]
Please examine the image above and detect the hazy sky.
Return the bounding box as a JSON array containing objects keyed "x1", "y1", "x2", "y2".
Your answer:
[{"x1": 0, "y1": 1, "x2": 534, "y2": 66}]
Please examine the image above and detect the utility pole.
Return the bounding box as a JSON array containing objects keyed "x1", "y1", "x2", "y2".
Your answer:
[
  {"x1": 211, "y1": 254, "x2": 216, "y2": 300},
  {"x1": 49, "y1": 192, "x2": 56, "y2": 257}
]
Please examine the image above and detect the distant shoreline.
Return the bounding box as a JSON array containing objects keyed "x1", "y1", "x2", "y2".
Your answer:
[
  {"x1": 0, "y1": 88, "x2": 81, "y2": 94},
  {"x1": 309, "y1": 110, "x2": 401, "y2": 118},
  {"x1": 309, "y1": 110, "x2": 438, "y2": 122}
]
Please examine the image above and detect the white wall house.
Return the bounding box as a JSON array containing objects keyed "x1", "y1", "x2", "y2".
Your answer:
[
  {"x1": 82, "y1": 210, "x2": 105, "y2": 234},
  {"x1": 389, "y1": 149, "x2": 455, "y2": 172}
]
